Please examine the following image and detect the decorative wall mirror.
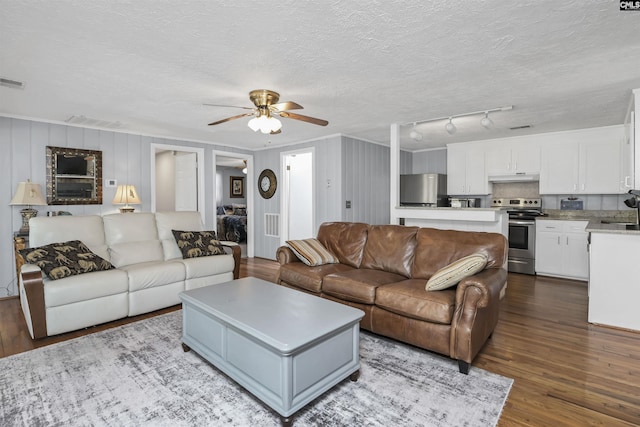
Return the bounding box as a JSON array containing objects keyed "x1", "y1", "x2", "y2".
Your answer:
[{"x1": 46, "y1": 146, "x2": 103, "y2": 205}]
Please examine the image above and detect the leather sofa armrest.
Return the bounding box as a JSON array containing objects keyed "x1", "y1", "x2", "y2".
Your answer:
[
  {"x1": 276, "y1": 246, "x2": 300, "y2": 265},
  {"x1": 455, "y1": 268, "x2": 506, "y2": 308},
  {"x1": 20, "y1": 266, "x2": 48, "y2": 339},
  {"x1": 219, "y1": 241, "x2": 241, "y2": 279},
  {"x1": 450, "y1": 267, "x2": 507, "y2": 368}
]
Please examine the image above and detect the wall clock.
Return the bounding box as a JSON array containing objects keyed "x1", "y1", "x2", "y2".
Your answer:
[{"x1": 258, "y1": 169, "x2": 277, "y2": 199}]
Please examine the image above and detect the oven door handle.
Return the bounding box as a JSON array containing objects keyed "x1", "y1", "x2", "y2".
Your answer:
[{"x1": 509, "y1": 220, "x2": 535, "y2": 225}]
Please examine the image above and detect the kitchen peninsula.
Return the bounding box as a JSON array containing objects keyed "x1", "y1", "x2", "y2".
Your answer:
[
  {"x1": 394, "y1": 206, "x2": 508, "y2": 237},
  {"x1": 587, "y1": 220, "x2": 640, "y2": 332}
]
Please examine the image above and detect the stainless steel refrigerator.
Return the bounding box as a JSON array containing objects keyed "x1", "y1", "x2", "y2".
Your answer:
[{"x1": 400, "y1": 174, "x2": 448, "y2": 207}]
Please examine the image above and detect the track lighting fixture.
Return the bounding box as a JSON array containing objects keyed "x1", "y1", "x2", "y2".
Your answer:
[
  {"x1": 409, "y1": 122, "x2": 423, "y2": 141},
  {"x1": 404, "y1": 105, "x2": 513, "y2": 136},
  {"x1": 445, "y1": 118, "x2": 456, "y2": 135},
  {"x1": 481, "y1": 112, "x2": 493, "y2": 129}
]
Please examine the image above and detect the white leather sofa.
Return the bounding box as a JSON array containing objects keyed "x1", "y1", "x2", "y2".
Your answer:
[{"x1": 19, "y1": 211, "x2": 240, "y2": 339}]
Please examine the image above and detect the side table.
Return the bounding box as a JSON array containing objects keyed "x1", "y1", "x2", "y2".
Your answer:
[{"x1": 13, "y1": 233, "x2": 28, "y2": 286}]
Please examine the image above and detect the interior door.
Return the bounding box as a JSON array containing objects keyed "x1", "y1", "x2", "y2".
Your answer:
[
  {"x1": 283, "y1": 150, "x2": 314, "y2": 241},
  {"x1": 175, "y1": 152, "x2": 198, "y2": 211}
]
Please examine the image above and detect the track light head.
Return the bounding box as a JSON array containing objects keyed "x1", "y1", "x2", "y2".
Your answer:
[
  {"x1": 445, "y1": 118, "x2": 456, "y2": 135},
  {"x1": 409, "y1": 123, "x2": 423, "y2": 141},
  {"x1": 481, "y1": 112, "x2": 493, "y2": 129}
]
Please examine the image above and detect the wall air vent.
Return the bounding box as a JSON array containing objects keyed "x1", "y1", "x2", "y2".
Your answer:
[
  {"x1": 0, "y1": 77, "x2": 25, "y2": 89},
  {"x1": 65, "y1": 115, "x2": 123, "y2": 129},
  {"x1": 510, "y1": 125, "x2": 532, "y2": 130}
]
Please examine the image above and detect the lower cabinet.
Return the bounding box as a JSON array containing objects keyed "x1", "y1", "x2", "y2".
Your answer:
[{"x1": 535, "y1": 220, "x2": 589, "y2": 280}]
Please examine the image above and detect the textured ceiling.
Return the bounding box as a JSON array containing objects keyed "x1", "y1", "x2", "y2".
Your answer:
[{"x1": 1, "y1": 1, "x2": 639, "y2": 151}]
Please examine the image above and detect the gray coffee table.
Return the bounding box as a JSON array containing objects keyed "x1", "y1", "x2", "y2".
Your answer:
[{"x1": 179, "y1": 277, "x2": 364, "y2": 426}]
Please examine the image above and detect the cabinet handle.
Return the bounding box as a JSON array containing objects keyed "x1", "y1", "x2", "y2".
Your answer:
[
  {"x1": 557, "y1": 236, "x2": 560, "y2": 245},
  {"x1": 625, "y1": 176, "x2": 631, "y2": 187},
  {"x1": 566, "y1": 236, "x2": 569, "y2": 245},
  {"x1": 581, "y1": 183, "x2": 585, "y2": 191},
  {"x1": 573, "y1": 183, "x2": 577, "y2": 191},
  {"x1": 514, "y1": 161, "x2": 517, "y2": 171},
  {"x1": 508, "y1": 161, "x2": 511, "y2": 170}
]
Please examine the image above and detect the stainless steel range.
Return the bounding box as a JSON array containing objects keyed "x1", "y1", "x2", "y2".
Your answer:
[{"x1": 491, "y1": 198, "x2": 544, "y2": 275}]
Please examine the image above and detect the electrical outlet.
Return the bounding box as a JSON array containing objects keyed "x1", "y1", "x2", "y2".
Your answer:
[{"x1": 346, "y1": 200, "x2": 351, "y2": 209}]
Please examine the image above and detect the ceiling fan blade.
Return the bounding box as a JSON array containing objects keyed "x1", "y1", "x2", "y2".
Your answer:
[
  {"x1": 279, "y1": 111, "x2": 328, "y2": 126},
  {"x1": 270, "y1": 101, "x2": 303, "y2": 112},
  {"x1": 208, "y1": 112, "x2": 254, "y2": 126},
  {"x1": 203, "y1": 103, "x2": 254, "y2": 110}
]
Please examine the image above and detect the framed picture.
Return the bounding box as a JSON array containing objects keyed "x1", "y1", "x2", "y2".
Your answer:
[{"x1": 230, "y1": 176, "x2": 245, "y2": 198}]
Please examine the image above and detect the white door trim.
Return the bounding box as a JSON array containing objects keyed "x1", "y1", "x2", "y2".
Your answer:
[
  {"x1": 280, "y1": 147, "x2": 315, "y2": 246},
  {"x1": 150, "y1": 143, "x2": 205, "y2": 224}
]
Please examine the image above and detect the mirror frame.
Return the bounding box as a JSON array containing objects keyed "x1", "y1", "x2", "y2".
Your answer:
[{"x1": 46, "y1": 146, "x2": 103, "y2": 205}]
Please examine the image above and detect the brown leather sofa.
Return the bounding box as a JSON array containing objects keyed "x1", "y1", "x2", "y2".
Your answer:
[{"x1": 276, "y1": 222, "x2": 508, "y2": 374}]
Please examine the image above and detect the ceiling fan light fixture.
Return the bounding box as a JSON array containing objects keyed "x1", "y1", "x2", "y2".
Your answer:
[{"x1": 445, "y1": 118, "x2": 456, "y2": 135}]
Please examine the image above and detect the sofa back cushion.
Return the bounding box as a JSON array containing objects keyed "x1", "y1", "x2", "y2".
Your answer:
[
  {"x1": 316, "y1": 222, "x2": 369, "y2": 268},
  {"x1": 360, "y1": 225, "x2": 418, "y2": 277},
  {"x1": 29, "y1": 215, "x2": 110, "y2": 261},
  {"x1": 411, "y1": 228, "x2": 507, "y2": 279},
  {"x1": 154, "y1": 211, "x2": 205, "y2": 260},
  {"x1": 103, "y1": 213, "x2": 164, "y2": 268}
]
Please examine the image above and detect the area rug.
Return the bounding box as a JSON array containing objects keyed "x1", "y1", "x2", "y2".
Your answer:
[{"x1": 0, "y1": 311, "x2": 512, "y2": 426}]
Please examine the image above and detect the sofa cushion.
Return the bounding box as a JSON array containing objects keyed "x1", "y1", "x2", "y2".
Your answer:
[
  {"x1": 29, "y1": 215, "x2": 109, "y2": 260},
  {"x1": 412, "y1": 228, "x2": 507, "y2": 279},
  {"x1": 279, "y1": 263, "x2": 354, "y2": 293},
  {"x1": 20, "y1": 240, "x2": 114, "y2": 280},
  {"x1": 375, "y1": 279, "x2": 456, "y2": 324},
  {"x1": 360, "y1": 225, "x2": 418, "y2": 277},
  {"x1": 120, "y1": 260, "x2": 185, "y2": 292},
  {"x1": 172, "y1": 230, "x2": 225, "y2": 258},
  {"x1": 180, "y1": 254, "x2": 235, "y2": 280},
  {"x1": 322, "y1": 269, "x2": 407, "y2": 304},
  {"x1": 286, "y1": 238, "x2": 338, "y2": 266},
  {"x1": 155, "y1": 211, "x2": 205, "y2": 260},
  {"x1": 316, "y1": 222, "x2": 369, "y2": 268},
  {"x1": 103, "y1": 213, "x2": 164, "y2": 267},
  {"x1": 426, "y1": 253, "x2": 488, "y2": 291},
  {"x1": 43, "y1": 269, "x2": 129, "y2": 308}
]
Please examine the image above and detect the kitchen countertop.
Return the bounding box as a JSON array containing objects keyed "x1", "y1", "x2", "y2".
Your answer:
[
  {"x1": 586, "y1": 221, "x2": 640, "y2": 235},
  {"x1": 538, "y1": 209, "x2": 640, "y2": 235}
]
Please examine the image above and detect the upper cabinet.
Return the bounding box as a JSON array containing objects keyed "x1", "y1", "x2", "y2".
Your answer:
[
  {"x1": 539, "y1": 127, "x2": 625, "y2": 194},
  {"x1": 485, "y1": 139, "x2": 541, "y2": 176},
  {"x1": 447, "y1": 144, "x2": 488, "y2": 195}
]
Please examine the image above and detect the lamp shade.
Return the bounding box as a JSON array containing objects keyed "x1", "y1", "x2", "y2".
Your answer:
[
  {"x1": 10, "y1": 180, "x2": 47, "y2": 206},
  {"x1": 112, "y1": 185, "x2": 141, "y2": 206}
]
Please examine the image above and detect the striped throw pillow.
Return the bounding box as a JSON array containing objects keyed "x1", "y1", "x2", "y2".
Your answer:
[
  {"x1": 426, "y1": 253, "x2": 488, "y2": 291},
  {"x1": 286, "y1": 238, "x2": 339, "y2": 266}
]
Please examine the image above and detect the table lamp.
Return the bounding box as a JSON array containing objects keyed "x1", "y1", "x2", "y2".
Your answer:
[
  {"x1": 10, "y1": 180, "x2": 47, "y2": 234},
  {"x1": 113, "y1": 184, "x2": 141, "y2": 213}
]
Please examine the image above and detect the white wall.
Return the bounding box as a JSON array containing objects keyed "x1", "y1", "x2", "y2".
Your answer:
[{"x1": 155, "y1": 150, "x2": 176, "y2": 211}]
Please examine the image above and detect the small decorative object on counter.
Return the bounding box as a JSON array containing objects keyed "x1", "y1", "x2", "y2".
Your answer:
[{"x1": 560, "y1": 198, "x2": 583, "y2": 210}]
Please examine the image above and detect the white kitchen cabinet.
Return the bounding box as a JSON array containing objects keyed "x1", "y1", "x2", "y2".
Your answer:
[
  {"x1": 535, "y1": 219, "x2": 589, "y2": 280},
  {"x1": 446, "y1": 144, "x2": 488, "y2": 195},
  {"x1": 588, "y1": 230, "x2": 640, "y2": 331},
  {"x1": 540, "y1": 135, "x2": 623, "y2": 194},
  {"x1": 485, "y1": 140, "x2": 541, "y2": 175}
]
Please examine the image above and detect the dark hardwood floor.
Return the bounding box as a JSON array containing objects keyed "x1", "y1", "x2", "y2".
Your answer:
[{"x1": 1, "y1": 258, "x2": 639, "y2": 426}]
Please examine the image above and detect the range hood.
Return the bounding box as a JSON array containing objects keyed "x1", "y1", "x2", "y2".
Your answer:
[{"x1": 487, "y1": 173, "x2": 540, "y2": 183}]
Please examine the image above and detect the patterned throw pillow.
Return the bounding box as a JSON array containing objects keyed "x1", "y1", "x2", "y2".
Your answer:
[
  {"x1": 286, "y1": 238, "x2": 339, "y2": 266},
  {"x1": 19, "y1": 240, "x2": 114, "y2": 280},
  {"x1": 233, "y1": 207, "x2": 247, "y2": 216},
  {"x1": 426, "y1": 253, "x2": 488, "y2": 291},
  {"x1": 171, "y1": 230, "x2": 226, "y2": 259}
]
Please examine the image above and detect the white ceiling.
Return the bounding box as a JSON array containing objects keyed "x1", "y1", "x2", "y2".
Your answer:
[{"x1": 1, "y1": 1, "x2": 639, "y2": 151}]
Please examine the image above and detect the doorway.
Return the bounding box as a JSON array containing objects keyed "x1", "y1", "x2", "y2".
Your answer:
[
  {"x1": 213, "y1": 151, "x2": 254, "y2": 258},
  {"x1": 150, "y1": 144, "x2": 205, "y2": 224},
  {"x1": 281, "y1": 148, "x2": 314, "y2": 245}
]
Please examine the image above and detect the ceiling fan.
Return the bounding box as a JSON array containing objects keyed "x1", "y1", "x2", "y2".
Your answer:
[{"x1": 205, "y1": 89, "x2": 328, "y2": 134}]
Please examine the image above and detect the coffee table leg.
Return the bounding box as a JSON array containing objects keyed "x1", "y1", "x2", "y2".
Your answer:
[
  {"x1": 349, "y1": 369, "x2": 360, "y2": 382},
  {"x1": 181, "y1": 343, "x2": 191, "y2": 352},
  {"x1": 280, "y1": 415, "x2": 293, "y2": 426}
]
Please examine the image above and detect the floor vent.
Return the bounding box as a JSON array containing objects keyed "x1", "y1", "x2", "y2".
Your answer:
[{"x1": 264, "y1": 213, "x2": 279, "y2": 237}]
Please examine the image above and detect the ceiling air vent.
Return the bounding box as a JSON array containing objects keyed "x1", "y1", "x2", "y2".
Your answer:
[
  {"x1": 65, "y1": 115, "x2": 123, "y2": 129},
  {"x1": 0, "y1": 77, "x2": 25, "y2": 89},
  {"x1": 510, "y1": 125, "x2": 532, "y2": 130}
]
